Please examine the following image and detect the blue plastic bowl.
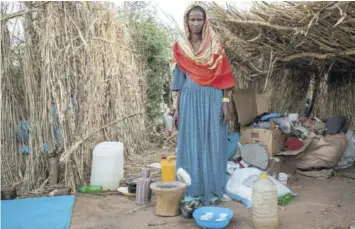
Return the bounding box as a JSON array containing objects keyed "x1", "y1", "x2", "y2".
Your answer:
[{"x1": 193, "y1": 206, "x2": 234, "y2": 229}]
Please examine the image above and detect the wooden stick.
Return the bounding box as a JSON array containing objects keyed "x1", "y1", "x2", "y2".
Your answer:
[
  {"x1": 211, "y1": 18, "x2": 300, "y2": 31},
  {"x1": 280, "y1": 49, "x2": 355, "y2": 62},
  {"x1": 59, "y1": 112, "x2": 144, "y2": 162},
  {"x1": 305, "y1": 202, "x2": 335, "y2": 207},
  {"x1": 1, "y1": 2, "x2": 50, "y2": 22},
  {"x1": 146, "y1": 220, "x2": 167, "y2": 227},
  {"x1": 126, "y1": 202, "x2": 155, "y2": 214}
]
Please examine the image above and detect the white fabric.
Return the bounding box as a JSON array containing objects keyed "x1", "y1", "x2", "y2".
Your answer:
[{"x1": 225, "y1": 168, "x2": 294, "y2": 208}]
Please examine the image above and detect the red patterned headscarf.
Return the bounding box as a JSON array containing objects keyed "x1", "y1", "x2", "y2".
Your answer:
[{"x1": 171, "y1": 4, "x2": 236, "y2": 89}]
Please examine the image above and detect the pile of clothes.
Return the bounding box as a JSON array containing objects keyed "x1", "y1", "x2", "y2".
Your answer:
[{"x1": 228, "y1": 114, "x2": 355, "y2": 179}]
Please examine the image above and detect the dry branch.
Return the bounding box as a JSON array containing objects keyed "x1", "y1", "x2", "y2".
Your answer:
[
  {"x1": 1, "y1": 9, "x2": 39, "y2": 22},
  {"x1": 280, "y1": 49, "x2": 355, "y2": 62},
  {"x1": 0, "y1": 2, "x2": 49, "y2": 21},
  {"x1": 213, "y1": 18, "x2": 301, "y2": 32},
  {"x1": 60, "y1": 112, "x2": 144, "y2": 162}
]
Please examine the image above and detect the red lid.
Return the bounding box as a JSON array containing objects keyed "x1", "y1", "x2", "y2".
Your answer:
[{"x1": 161, "y1": 155, "x2": 167, "y2": 159}]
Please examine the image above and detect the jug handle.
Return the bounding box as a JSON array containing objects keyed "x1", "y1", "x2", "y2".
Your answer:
[{"x1": 167, "y1": 155, "x2": 176, "y2": 161}]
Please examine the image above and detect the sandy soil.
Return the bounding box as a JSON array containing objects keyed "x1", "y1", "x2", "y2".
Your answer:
[{"x1": 70, "y1": 167, "x2": 355, "y2": 229}]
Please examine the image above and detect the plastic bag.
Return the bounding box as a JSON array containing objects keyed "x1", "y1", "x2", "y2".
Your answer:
[
  {"x1": 225, "y1": 168, "x2": 295, "y2": 208},
  {"x1": 335, "y1": 130, "x2": 355, "y2": 170},
  {"x1": 163, "y1": 113, "x2": 173, "y2": 131},
  {"x1": 272, "y1": 117, "x2": 291, "y2": 134},
  {"x1": 226, "y1": 160, "x2": 249, "y2": 175}
]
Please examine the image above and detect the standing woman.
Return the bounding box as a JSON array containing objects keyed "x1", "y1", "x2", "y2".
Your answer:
[{"x1": 171, "y1": 4, "x2": 236, "y2": 205}]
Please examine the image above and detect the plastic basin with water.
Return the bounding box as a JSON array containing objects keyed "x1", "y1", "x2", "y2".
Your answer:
[{"x1": 193, "y1": 206, "x2": 233, "y2": 229}]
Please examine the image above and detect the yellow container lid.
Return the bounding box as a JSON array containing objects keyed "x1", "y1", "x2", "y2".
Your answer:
[{"x1": 259, "y1": 173, "x2": 269, "y2": 179}]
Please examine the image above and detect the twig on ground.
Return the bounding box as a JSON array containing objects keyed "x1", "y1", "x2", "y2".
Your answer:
[
  {"x1": 145, "y1": 220, "x2": 167, "y2": 227},
  {"x1": 126, "y1": 202, "x2": 155, "y2": 214},
  {"x1": 306, "y1": 202, "x2": 336, "y2": 207}
]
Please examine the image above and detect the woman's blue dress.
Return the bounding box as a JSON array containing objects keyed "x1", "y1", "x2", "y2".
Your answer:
[{"x1": 172, "y1": 65, "x2": 228, "y2": 205}]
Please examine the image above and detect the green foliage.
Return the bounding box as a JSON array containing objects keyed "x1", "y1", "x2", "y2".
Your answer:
[{"x1": 118, "y1": 2, "x2": 172, "y2": 126}]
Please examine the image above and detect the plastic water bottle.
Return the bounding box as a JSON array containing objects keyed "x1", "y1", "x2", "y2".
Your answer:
[
  {"x1": 252, "y1": 173, "x2": 279, "y2": 229},
  {"x1": 78, "y1": 185, "x2": 103, "y2": 193}
]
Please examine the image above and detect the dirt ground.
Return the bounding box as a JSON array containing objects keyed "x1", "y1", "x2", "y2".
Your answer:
[{"x1": 70, "y1": 165, "x2": 355, "y2": 229}]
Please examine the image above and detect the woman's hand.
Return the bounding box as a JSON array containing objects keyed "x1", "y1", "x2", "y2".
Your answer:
[
  {"x1": 222, "y1": 102, "x2": 229, "y2": 123},
  {"x1": 173, "y1": 109, "x2": 179, "y2": 129}
]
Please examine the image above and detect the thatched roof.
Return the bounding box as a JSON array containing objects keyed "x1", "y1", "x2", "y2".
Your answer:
[
  {"x1": 205, "y1": 1, "x2": 355, "y2": 72},
  {"x1": 205, "y1": 1, "x2": 355, "y2": 129}
]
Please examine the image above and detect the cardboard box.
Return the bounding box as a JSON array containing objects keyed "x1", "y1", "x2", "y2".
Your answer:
[
  {"x1": 256, "y1": 93, "x2": 269, "y2": 116},
  {"x1": 240, "y1": 127, "x2": 285, "y2": 156},
  {"x1": 233, "y1": 89, "x2": 283, "y2": 156},
  {"x1": 232, "y1": 89, "x2": 269, "y2": 126}
]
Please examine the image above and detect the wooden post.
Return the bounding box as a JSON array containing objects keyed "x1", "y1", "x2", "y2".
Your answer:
[{"x1": 49, "y1": 154, "x2": 58, "y2": 185}]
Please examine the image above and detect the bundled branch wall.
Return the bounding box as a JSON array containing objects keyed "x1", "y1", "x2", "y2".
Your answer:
[{"x1": 1, "y1": 2, "x2": 148, "y2": 193}]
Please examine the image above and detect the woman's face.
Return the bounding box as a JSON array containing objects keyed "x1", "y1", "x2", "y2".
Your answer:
[{"x1": 187, "y1": 10, "x2": 205, "y2": 35}]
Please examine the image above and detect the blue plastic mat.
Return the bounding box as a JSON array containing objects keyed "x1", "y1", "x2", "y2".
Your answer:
[{"x1": 1, "y1": 195, "x2": 75, "y2": 229}]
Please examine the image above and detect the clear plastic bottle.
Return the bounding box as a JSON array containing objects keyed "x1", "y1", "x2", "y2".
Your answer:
[{"x1": 252, "y1": 173, "x2": 279, "y2": 229}]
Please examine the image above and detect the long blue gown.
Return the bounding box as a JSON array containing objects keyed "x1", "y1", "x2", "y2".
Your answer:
[{"x1": 172, "y1": 65, "x2": 228, "y2": 205}]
